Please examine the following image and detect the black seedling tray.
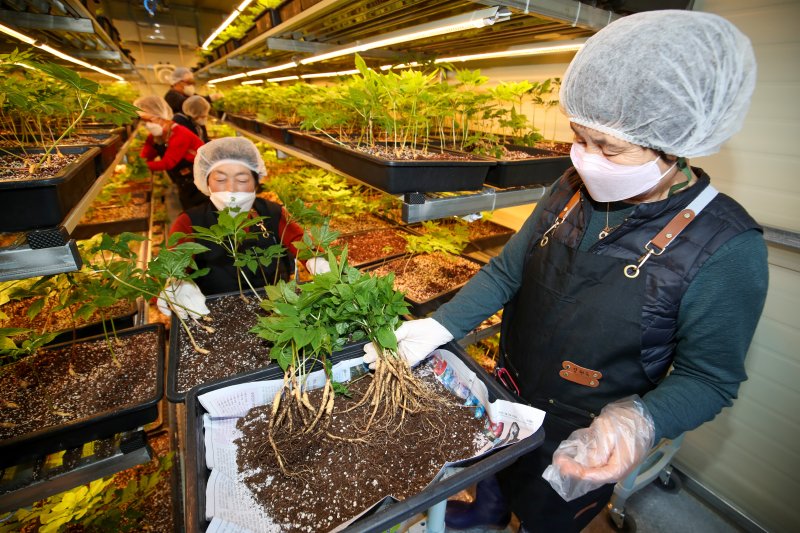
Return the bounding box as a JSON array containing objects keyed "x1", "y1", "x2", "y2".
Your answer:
[
  {"x1": 320, "y1": 140, "x2": 493, "y2": 194},
  {"x1": 484, "y1": 145, "x2": 571, "y2": 188},
  {"x1": 70, "y1": 132, "x2": 122, "y2": 176},
  {"x1": 0, "y1": 146, "x2": 101, "y2": 232},
  {"x1": 183, "y1": 340, "x2": 544, "y2": 532},
  {"x1": 253, "y1": 120, "x2": 294, "y2": 145},
  {"x1": 0, "y1": 324, "x2": 165, "y2": 468},
  {"x1": 336, "y1": 226, "x2": 415, "y2": 270},
  {"x1": 368, "y1": 254, "x2": 486, "y2": 317},
  {"x1": 288, "y1": 129, "x2": 329, "y2": 159},
  {"x1": 167, "y1": 288, "x2": 272, "y2": 403},
  {"x1": 226, "y1": 114, "x2": 259, "y2": 134}
]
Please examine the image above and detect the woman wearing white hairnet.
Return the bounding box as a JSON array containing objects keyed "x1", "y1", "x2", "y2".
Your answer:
[
  {"x1": 174, "y1": 95, "x2": 210, "y2": 143},
  {"x1": 158, "y1": 137, "x2": 331, "y2": 318},
  {"x1": 164, "y1": 66, "x2": 222, "y2": 115},
  {"x1": 134, "y1": 95, "x2": 207, "y2": 210},
  {"x1": 362, "y1": 11, "x2": 768, "y2": 531}
]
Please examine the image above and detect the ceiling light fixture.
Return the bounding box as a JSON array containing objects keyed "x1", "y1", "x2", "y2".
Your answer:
[
  {"x1": 209, "y1": 72, "x2": 248, "y2": 83},
  {"x1": 299, "y1": 6, "x2": 511, "y2": 65},
  {"x1": 266, "y1": 75, "x2": 300, "y2": 83},
  {"x1": 379, "y1": 62, "x2": 420, "y2": 71},
  {"x1": 300, "y1": 69, "x2": 359, "y2": 79},
  {"x1": 241, "y1": 79, "x2": 264, "y2": 85},
  {"x1": 435, "y1": 38, "x2": 587, "y2": 64},
  {"x1": 209, "y1": 61, "x2": 297, "y2": 85},
  {"x1": 202, "y1": 0, "x2": 254, "y2": 49},
  {"x1": 0, "y1": 22, "x2": 124, "y2": 81}
]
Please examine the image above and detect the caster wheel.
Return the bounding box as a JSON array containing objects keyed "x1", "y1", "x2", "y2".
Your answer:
[
  {"x1": 654, "y1": 469, "x2": 683, "y2": 494},
  {"x1": 606, "y1": 508, "x2": 637, "y2": 532}
]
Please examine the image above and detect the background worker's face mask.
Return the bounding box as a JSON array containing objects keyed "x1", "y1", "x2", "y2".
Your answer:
[
  {"x1": 209, "y1": 190, "x2": 256, "y2": 212},
  {"x1": 144, "y1": 122, "x2": 164, "y2": 137},
  {"x1": 570, "y1": 143, "x2": 676, "y2": 202},
  {"x1": 182, "y1": 84, "x2": 196, "y2": 97}
]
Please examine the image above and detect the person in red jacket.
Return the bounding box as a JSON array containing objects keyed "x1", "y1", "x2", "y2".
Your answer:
[
  {"x1": 156, "y1": 137, "x2": 331, "y2": 317},
  {"x1": 134, "y1": 95, "x2": 206, "y2": 209}
]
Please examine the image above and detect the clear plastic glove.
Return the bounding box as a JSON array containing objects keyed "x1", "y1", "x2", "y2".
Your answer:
[
  {"x1": 362, "y1": 318, "x2": 454, "y2": 369},
  {"x1": 305, "y1": 257, "x2": 331, "y2": 275},
  {"x1": 157, "y1": 280, "x2": 210, "y2": 319},
  {"x1": 542, "y1": 396, "x2": 655, "y2": 501}
]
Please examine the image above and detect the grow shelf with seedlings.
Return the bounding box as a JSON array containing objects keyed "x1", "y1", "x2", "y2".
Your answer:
[
  {"x1": 183, "y1": 342, "x2": 545, "y2": 533},
  {"x1": 0, "y1": 324, "x2": 165, "y2": 468}
]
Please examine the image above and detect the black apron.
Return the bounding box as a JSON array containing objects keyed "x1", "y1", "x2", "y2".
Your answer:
[
  {"x1": 495, "y1": 227, "x2": 653, "y2": 531},
  {"x1": 153, "y1": 142, "x2": 206, "y2": 210},
  {"x1": 188, "y1": 199, "x2": 294, "y2": 296}
]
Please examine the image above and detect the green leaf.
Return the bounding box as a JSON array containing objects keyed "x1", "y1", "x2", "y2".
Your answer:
[{"x1": 375, "y1": 325, "x2": 397, "y2": 352}]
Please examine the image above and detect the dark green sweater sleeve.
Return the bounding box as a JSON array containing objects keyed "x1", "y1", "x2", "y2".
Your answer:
[
  {"x1": 431, "y1": 187, "x2": 553, "y2": 338},
  {"x1": 643, "y1": 229, "x2": 768, "y2": 442}
]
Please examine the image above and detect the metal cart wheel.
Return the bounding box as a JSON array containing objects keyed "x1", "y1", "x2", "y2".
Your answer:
[
  {"x1": 654, "y1": 464, "x2": 683, "y2": 493},
  {"x1": 606, "y1": 505, "x2": 638, "y2": 532}
]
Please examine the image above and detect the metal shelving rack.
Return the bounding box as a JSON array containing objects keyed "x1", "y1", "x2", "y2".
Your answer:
[{"x1": 0, "y1": 134, "x2": 135, "y2": 282}]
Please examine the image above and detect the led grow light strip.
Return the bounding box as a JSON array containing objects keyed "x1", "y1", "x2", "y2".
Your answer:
[
  {"x1": 202, "y1": 0, "x2": 254, "y2": 49},
  {"x1": 210, "y1": 61, "x2": 297, "y2": 85},
  {"x1": 435, "y1": 39, "x2": 587, "y2": 64},
  {"x1": 0, "y1": 22, "x2": 124, "y2": 81},
  {"x1": 241, "y1": 79, "x2": 264, "y2": 85},
  {"x1": 266, "y1": 75, "x2": 300, "y2": 83},
  {"x1": 300, "y1": 69, "x2": 359, "y2": 79},
  {"x1": 299, "y1": 6, "x2": 510, "y2": 65}
]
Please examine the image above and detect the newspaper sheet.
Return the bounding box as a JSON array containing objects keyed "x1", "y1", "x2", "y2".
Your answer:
[{"x1": 199, "y1": 349, "x2": 545, "y2": 532}]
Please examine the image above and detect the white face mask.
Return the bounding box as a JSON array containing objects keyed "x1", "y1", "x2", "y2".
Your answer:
[
  {"x1": 209, "y1": 191, "x2": 256, "y2": 213},
  {"x1": 182, "y1": 84, "x2": 196, "y2": 97},
  {"x1": 195, "y1": 117, "x2": 207, "y2": 126},
  {"x1": 570, "y1": 143, "x2": 677, "y2": 202},
  {"x1": 144, "y1": 122, "x2": 163, "y2": 137}
]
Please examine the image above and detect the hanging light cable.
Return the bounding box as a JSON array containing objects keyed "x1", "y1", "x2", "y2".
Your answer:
[{"x1": 0, "y1": 22, "x2": 124, "y2": 81}]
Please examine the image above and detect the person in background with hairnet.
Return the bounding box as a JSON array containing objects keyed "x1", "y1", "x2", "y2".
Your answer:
[
  {"x1": 173, "y1": 95, "x2": 210, "y2": 143},
  {"x1": 134, "y1": 95, "x2": 207, "y2": 210},
  {"x1": 362, "y1": 11, "x2": 768, "y2": 531},
  {"x1": 164, "y1": 66, "x2": 222, "y2": 115},
  {"x1": 157, "y1": 137, "x2": 331, "y2": 318}
]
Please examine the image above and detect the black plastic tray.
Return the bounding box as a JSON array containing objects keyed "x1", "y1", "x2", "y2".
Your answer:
[
  {"x1": 368, "y1": 253, "x2": 485, "y2": 317},
  {"x1": 288, "y1": 129, "x2": 329, "y2": 159},
  {"x1": 184, "y1": 340, "x2": 544, "y2": 532},
  {"x1": 253, "y1": 120, "x2": 294, "y2": 145},
  {"x1": 320, "y1": 140, "x2": 493, "y2": 194},
  {"x1": 0, "y1": 146, "x2": 101, "y2": 232},
  {"x1": 335, "y1": 226, "x2": 414, "y2": 270},
  {"x1": 167, "y1": 288, "x2": 272, "y2": 403},
  {"x1": 0, "y1": 324, "x2": 165, "y2": 468},
  {"x1": 484, "y1": 145, "x2": 571, "y2": 188},
  {"x1": 226, "y1": 114, "x2": 258, "y2": 133}
]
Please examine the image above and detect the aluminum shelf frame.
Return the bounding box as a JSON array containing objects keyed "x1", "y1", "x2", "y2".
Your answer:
[
  {"x1": 0, "y1": 430, "x2": 151, "y2": 514},
  {"x1": 0, "y1": 133, "x2": 135, "y2": 282},
  {"x1": 222, "y1": 119, "x2": 544, "y2": 223}
]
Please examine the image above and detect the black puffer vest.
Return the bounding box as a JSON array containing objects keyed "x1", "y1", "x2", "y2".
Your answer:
[
  {"x1": 527, "y1": 168, "x2": 761, "y2": 383},
  {"x1": 187, "y1": 198, "x2": 294, "y2": 295}
]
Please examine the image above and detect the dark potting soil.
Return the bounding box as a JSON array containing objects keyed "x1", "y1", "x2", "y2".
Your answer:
[
  {"x1": 328, "y1": 213, "x2": 393, "y2": 236},
  {"x1": 333, "y1": 228, "x2": 407, "y2": 266},
  {"x1": 534, "y1": 141, "x2": 572, "y2": 154},
  {"x1": 0, "y1": 330, "x2": 159, "y2": 440},
  {"x1": 175, "y1": 293, "x2": 272, "y2": 395},
  {"x1": 0, "y1": 298, "x2": 136, "y2": 342},
  {"x1": 371, "y1": 253, "x2": 482, "y2": 302},
  {"x1": 235, "y1": 362, "x2": 489, "y2": 532},
  {"x1": 0, "y1": 153, "x2": 81, "y2": 182},
  {"x1": 349, "y1": 144, "x2": 481, "y2": 161}
]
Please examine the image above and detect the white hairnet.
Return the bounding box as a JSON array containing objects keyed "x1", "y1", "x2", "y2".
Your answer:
[
  {"x1": 193, "y1": 137, "x2": 267, "y2": 196},
  {"x1": 560, "y1": 10, "x2": 756, "y2": 158},
  {"x1": 133, "y1": 95, "x2": 173, "y2": 121},
  {"x1": 182, "y1": 95, "x2": 211, "y2": 118},
  {"x1": 169, "y1": 66, "x2": 194, "y2": 86}
]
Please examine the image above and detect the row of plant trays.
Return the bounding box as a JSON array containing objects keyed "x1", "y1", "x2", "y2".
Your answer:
[
  {"x1": 225, "y1": 114, "x2": 572, "y2": 193},
  {"x1": 0, "y1": 324, "x2": 165, "y2": 468},
  {"x1": 0, "y1": 123, "x2": 130, "y2": 233}
]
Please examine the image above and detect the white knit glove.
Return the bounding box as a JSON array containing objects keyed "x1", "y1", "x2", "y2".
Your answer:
[
  {"x1": 306, "y1": 257, "x2": 331, "y2": 275},
  {"x1": 542, "y1": 396, "x2": 656, "y2": 501},
  {"x1": 157, "y1": 281, "x2": 210, "y2": 319},
  {"x1": 363, "y1": 318, "x2": 454, "y2": 369}
]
